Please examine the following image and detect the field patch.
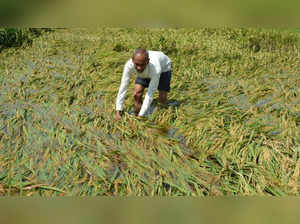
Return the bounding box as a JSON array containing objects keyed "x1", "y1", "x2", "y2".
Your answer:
[{"x1": 0, "y1": 28, "x2": 300, "y2": 196}]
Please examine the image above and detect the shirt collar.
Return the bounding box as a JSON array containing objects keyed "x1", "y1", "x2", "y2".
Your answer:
[{"x1": 134, "y1": 63, "x2": 150, "y2": 75}]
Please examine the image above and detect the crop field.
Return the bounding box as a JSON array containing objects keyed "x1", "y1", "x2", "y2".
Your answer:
[{"x1": 0, "y1": 28, "x2": 300, "y2": 196}]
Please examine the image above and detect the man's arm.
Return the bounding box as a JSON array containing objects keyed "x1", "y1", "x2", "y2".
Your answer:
[
  {"x1": 116, "y1": 63, "x2": 131, "y2": 116},
  {"x1": 138, "y1": 73, "x2": 160, "y2": 116}
]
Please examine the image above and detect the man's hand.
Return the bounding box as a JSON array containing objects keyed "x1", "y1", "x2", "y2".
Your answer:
[{"x1": 115, "y1": 111, "x2": 122, "y2": 120}]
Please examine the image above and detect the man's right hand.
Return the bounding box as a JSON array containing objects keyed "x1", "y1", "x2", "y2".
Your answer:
[{"x1": 115, "y1": 111, "x2": 122, "y2": 120}]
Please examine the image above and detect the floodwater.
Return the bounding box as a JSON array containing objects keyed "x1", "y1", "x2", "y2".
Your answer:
[
  {"x1": 204, "y1": 75, "x2": 300, "y2": 137},
  {"x1": 1, "y1": 56, "x2": 300, "y2": 157}
]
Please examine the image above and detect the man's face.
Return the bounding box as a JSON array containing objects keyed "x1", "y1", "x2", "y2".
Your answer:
[{"x1": 132, "y1": 54, "x2": 149, "y2": 73}]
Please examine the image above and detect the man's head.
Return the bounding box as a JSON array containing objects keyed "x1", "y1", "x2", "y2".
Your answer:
[{"x1": 132, "y1": 48, "x2": 149, "y2": 73}]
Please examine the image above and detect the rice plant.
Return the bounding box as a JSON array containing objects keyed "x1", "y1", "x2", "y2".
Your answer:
[{"x1": 0, "y1": 27, "x2": 299, "y2": 196}]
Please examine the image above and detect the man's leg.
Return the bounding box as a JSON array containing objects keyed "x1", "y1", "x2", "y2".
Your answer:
[
  {"x1": 158, "y1": 90, "x2": 168, "y2": 106},
  {"x1": 157, "y1": 70, "x2": 171, "y2": 106},
  {"x1": 133, "y1": 84, "x2": 145, "y2": 115}
]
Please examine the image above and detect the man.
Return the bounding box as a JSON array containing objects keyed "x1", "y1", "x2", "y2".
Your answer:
[{"x1": 115, "y1": 48, "x2": 172, "y2": 120}]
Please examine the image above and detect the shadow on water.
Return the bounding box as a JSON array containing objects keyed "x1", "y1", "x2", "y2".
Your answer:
[{"x1": 167, "y1": 127, "x2": 197, "y2": 159}]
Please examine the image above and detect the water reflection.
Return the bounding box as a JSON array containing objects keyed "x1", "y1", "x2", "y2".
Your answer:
[
  {"x1": 229, "y1": 94, "x2": 251, "y2": 110},
  {"x1": 167, "y1": 127, "x2": 193, "y2": 157},
  {"x1": 204, "y1": 76, "x2": 300, "y2": 137}
]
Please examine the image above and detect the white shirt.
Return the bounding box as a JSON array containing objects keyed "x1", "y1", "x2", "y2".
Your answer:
[{"x1": 116, "y1": 50, "x2": 171, "y2": 116}]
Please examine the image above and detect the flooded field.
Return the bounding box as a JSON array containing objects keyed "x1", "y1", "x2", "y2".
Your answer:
[{"x1": 0, "y1": 28, "x2": 300, "y2": 196}]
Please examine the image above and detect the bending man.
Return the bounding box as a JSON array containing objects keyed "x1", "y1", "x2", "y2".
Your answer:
[{"x1": 115, "y1": 48, "x2": 172, "y2": 120}]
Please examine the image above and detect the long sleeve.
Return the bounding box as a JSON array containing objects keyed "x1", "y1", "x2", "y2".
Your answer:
[
  {"x1": 138, "y1": 71, "x2": 161, "y2": 116},
  {"x1": 116, "y1": 64, "x2": 131, "y2": 111}
]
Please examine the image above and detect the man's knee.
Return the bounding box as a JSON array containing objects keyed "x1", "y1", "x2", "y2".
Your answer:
[
  {"x1": 159, "y1": 91, "x2": 168, "y2": 104},
  {"x1": 133, "y1": 89, "x2": 143, "y2": 101},
  {"x1": 159, "y1": 91, "x2": 167, "y2": 98}
]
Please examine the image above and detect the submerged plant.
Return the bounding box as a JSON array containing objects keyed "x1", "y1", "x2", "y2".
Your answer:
[{"x1": 0, "y1": 28, "x2": 299, "y2": 196}]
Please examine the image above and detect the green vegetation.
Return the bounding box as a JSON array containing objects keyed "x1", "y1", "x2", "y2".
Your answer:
[
  {"x1": 0, "y1": 28, "x2": 51, "y2": 50},
  {"x1": 0, "y1": 28, "x2": 300, "y2": 196}
]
